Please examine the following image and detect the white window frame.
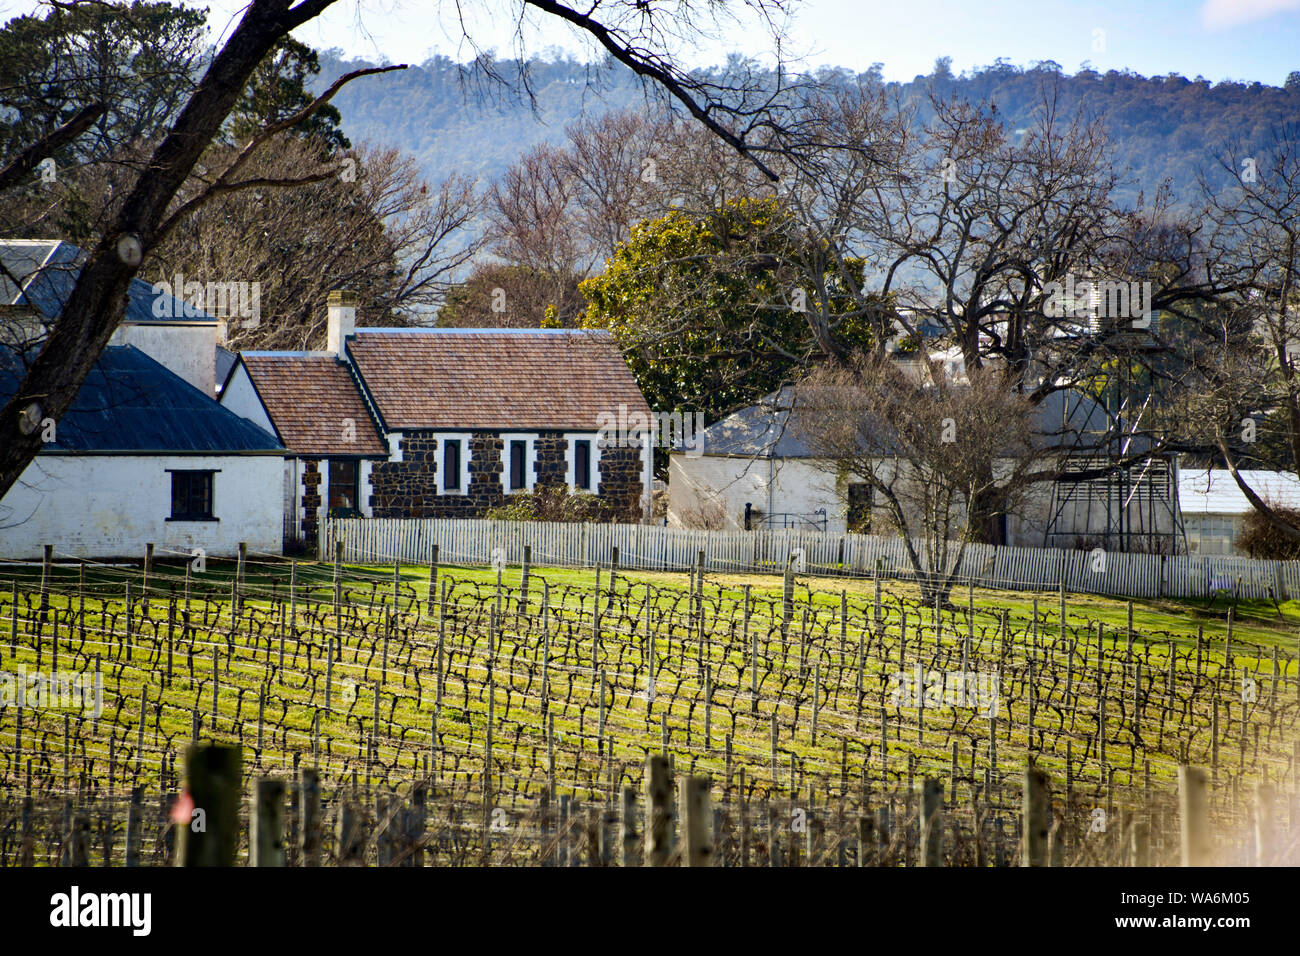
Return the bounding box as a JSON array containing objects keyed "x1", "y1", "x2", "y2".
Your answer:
[
  {"x1": 502, "y1": 433, "x2": 538, "y2": 493},
  {"x1": 564, "y1": 432, "x2": 602, "y2": 494},
  {"x1": 433, "y1": 432, "x2": 471, "y2": 495}
]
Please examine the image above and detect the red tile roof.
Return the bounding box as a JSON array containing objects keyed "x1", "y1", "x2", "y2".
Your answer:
[
  {"x1": 346, "y1": 330, "x2": 651, "y2": 431},
  {"x1": 239, "y1": 354, "x2": 387, "y2": 457}
]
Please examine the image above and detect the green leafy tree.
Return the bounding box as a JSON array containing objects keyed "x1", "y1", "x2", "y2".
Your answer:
[
  {"x1": 227, "y1": 36, "x2": 348, "y2": 153},
  {"x1": 580, "y1": 197, "x2": 873, "y2": 422}
]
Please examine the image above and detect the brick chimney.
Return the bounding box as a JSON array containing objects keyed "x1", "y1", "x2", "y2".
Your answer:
[{"x1": 327, "y1": 289, "x2": 357, "y2": 356}]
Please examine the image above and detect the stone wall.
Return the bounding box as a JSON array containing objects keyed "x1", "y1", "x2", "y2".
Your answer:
[
  {"x1": 301, "y1": 459, "x2": 322, "y2": 537},
  {"x1": 597, "y1": 439, "x2": 645, "y2": 521},
  {"x1": 368, "y1": 429, "x2": 645, "y2": 519}
]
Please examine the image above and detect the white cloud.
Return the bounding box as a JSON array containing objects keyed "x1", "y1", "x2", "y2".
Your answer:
[{"x1": 1201, "y1": 0, "x2": 1300, "y2": 31}]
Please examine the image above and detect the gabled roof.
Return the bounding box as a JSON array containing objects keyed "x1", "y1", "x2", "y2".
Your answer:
[
  {"x1": 214, "y1": 345, "x2": 237, "y2": 395},
  {"x1": 689, "y1": 385, "x2": 1130, "y2": 459},
  {"x1": 0, "y1": 345, "x2": 283, "y2": 454},
  {"x1": 235, "y1": 352, "x2": 387, "y2": 457},
  {"x1": 345, "y1": 328, "x2": 651, "y2": 431},
  {"x1": 0, "y1": 239, "x2": 216, "y2": 324},
  {"x1": 1178, "y1": 469, "x2": 1300, "y2": 516}
]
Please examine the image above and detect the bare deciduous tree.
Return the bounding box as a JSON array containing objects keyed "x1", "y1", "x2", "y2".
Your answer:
[
  {"x1": 0, "y1": 0, "x2": 800, "y2": 501},
  {"x1": 792, "y1": 356, "x2": 1038, "y2": 602}
]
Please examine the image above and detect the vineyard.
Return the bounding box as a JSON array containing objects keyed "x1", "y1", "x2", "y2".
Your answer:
[{"x1": 1, "y1": 544, "x2": 1298, "y2": 866}]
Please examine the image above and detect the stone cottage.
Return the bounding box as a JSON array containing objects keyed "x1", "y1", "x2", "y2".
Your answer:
[{"x1": 221, "y1": 292, "x2": 654, "y2": 542}]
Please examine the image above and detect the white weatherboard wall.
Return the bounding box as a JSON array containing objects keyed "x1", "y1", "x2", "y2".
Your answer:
[
  {"x1": 668, "y1": 454, "x2": 846, "y2": 531},
  {"x1": 0, "y1": 454, "x2": 282, "y2": 558},
  {"x1": 218, "y1": 363, "x2": 276, "y2": 434}
]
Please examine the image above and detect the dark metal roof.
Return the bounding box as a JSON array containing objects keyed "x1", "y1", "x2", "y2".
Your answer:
[
  {"x1": 0, "y1": 344, "x2": 284, "y2": 454},
  {"x1": 1, "y1": 239, "x2": 216, "y2": 324},
  {"x1": 690, "y1": 385, "x2": 1132, "y2": 458}
]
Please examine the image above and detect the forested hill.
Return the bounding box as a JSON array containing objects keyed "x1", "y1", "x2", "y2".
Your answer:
[{"x1": 316, "y1": 51, "x2": 1300, "y2": 208}]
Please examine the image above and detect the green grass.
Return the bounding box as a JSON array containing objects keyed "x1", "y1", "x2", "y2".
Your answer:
[{"x1": 2, "y1": 554, "x2": 1296, "y2": 860}]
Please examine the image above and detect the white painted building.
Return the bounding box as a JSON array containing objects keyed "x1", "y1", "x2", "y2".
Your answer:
[
  {"x1": 667, "y1": 386, "x2": 1177, "y2": 549},
  {"x1": 1177, "y1": 469, "x2": 1300, "y2": 555},
  {"x1": 0, "y1": 240, "x2": 285, "y2": 559}
]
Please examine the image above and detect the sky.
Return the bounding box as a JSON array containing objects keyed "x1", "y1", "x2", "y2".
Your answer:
[{"x1": 3, "y1": 0, "x2": 1300, "y2": 86}]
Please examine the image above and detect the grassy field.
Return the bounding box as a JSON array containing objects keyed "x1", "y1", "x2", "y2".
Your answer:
[{"x1": 1, "y1": 554, "x2": 1297, "y2": 865}]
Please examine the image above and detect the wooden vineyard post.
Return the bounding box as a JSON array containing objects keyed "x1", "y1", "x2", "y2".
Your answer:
[
  {"x1": 547, "y1": 713, "x2": 556, "y2": 801},
  {"x1": 782, "y1": 554, "x2": 794, "y2": 642},
  {"x1": 428, "y1": 544, "x2": 439, "y2": 606},
  {"x1": 839, "y1": 589, "x2": 847, "y2": 664},
  {"x1": 703, "y1": 667, "x2": 712, "y2": 752},
  {"x1": 178, "y1": 743, "x2": 242, "y2": 867},
  {"x1": 299, "y1": 768, "x2": 321, "y2": 867},
  {"x1": 1023, "y1": 762, "x2": 1050, "y2": 867},
  {"x1": 1131, "y1": 819, "x2": 1150, "y2": 867},
  {"x1": 695, "y1": 550, "x2": 706, "y2": 676},
  {"x1": 746, "y1": 585, "x2": 757, "y2": 713},
  {"x1": 1059, "y1": 553, "x2": 1067, "y2": 637},
  {"x1": 858, "y1": 812, "x2": 876, "y2": 867},
  {"x1": 645, "y1": 756, "x2": 672, "y2": 866},
  {"x1": 250, "y1": 778, "x2": 286, "y2": 867},
  {"x1": 520, "y1": 545, "x2": 531, "y2": 610},
  {"x1": 235, "y1": 542, "x2": 246, "y2": 616},
  {"x1": 337, "y1": 801, "x2": 364, "y2": 865},
  {"x1": 124, "y1": 785, "x2": 144, "y2": 867},
  {"x1": 142, "y1": 542, "x2": 153, "y2": 610},
  {"x1": 682, "y1": 776, "x2": 712, "y2": 866},
  {"x1": 8, "y1": 578, "x2": 16, "y2": 660},
  {"x1": 874, "y1": 559, "x2": 882, "y2": 624},
  {"x1": 39, "y1": 544, "x2": 51, "y2": 628},
  {"x1": 1255, "y1": 784, "x2": 1274, "y2": 867},
  {"x1": 643, "y1": 585, "x2": 653, "y2": 703},
  {"x1": 1179, "y1": 765, "x2": 1210, "y2": 866},
  {"x1": 621, "y1": 786, "x2": 639, "y2": 867},
  {"x1": 920, "y1": 777, "x2": 943, "y2": 867}
]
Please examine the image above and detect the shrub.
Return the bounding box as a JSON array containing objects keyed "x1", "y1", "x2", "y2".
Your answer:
[
  {"x1": 1236, "y1": 503, "x2": 1300, "y2": 559},
  {"x1": 484, "y1": 484, "x2": 631, "y2": 523}
]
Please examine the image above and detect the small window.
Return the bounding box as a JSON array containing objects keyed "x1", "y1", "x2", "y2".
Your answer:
[
  {"x1": 170, "y1": 471, "x2": 214, "y2": 520},
  {"x1": 573, "y1": 439, "x2": 591, "y2": 490},
  {"x1": 509, "y1": 440, "x2": 527, "y2": 491},
  {"x1": 443, "y1": 439, "x2": 462, "y2": 492},
  {"x1": 328, "y1": 459, "x2": 359, "y2": 511}
]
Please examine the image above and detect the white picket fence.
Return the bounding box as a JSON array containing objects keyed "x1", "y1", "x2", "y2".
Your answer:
[{"x1": 320, "y1": 517, "x2": 1300, "y2": 601}]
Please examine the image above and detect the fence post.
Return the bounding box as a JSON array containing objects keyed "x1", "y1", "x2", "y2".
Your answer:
[
  {"x1": 858, "y1": 812, "x2": 876, "y2": 867},
  {"x1": 250, "y1": 778, "x2": 286, "y2": 867},
  {"x1": 645, "y1": 756, "x2": 672, "y2": 866},
  {"x1": 621, "y1": 785, "x2": 639, "y2": 867},
  {"x1": 920, "y1": 777, "x2": 943, "y2": 867},
  {"x1": 178, "y1": 743, "x2": 242, "y2": 867},
  {"x1": 299, "y1": 768, "x2": 321, "y2": 866},
  {"x1": 1178, "y1": 765, "x2": 1210, "y2": 866},
  {"x1": 1023, "y1": 762, "x2": 1050, "y2": 867},
  {"x1": 1255, "y1": 784, "x2": 1274, "y2": 866},
  {"x1": 521, "y1": 545, "x2": 531, "y2": 609},
  {"x1": 746, "y1": 585, "x2": 757, "y2": 712},
  {"x1": 428, "y1": 544, "x2": 439, "y2": 600},
  {"x1": 235, "y1": 542, "x2": 246, "y2": 615},
  {"x1": 682, "y1": 775, "x2": 712, "y2": 866},
  {"x1": 337, "y1": 801, "x2": 363, "y2": 865}
]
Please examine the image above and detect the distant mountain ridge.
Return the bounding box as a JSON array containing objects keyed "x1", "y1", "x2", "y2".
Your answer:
[{"x1": 315, "y1": 51, "x2": 1300, "y2": 213}]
